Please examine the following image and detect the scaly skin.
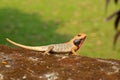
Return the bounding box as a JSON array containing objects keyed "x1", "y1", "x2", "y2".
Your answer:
[{"x1": 6, "y1": 33, "x2": 86, "y2": 55}]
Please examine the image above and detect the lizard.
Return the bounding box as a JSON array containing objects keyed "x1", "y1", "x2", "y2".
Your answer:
[{"x1": 6, "y1": 33, "x2": 86, "y2": 55}]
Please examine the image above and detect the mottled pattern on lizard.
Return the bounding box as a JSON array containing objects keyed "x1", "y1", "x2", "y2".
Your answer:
[
  {"x1": 6, "y1": 33, "x2": 86, "y2": 55},
  {"x1": 42, "y1": 44, "x2": 73, "y2": 53}
]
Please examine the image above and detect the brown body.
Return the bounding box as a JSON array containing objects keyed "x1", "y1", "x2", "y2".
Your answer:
[{"x1": 6, "y1": 33, "x2": 86, "y2": 55}]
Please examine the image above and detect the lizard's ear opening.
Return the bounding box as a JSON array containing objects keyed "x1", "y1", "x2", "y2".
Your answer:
[{"x1": 73, "y1": 39, "x2": 82, "y2": 46}]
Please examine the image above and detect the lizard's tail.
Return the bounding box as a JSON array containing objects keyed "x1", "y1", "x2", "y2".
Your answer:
[{"x1": 6, "y1": 38, "x2": 45, "y2": 51}]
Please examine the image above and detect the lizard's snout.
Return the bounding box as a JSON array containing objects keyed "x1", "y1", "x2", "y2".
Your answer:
[{"x1": 83, "y1": 36, "x2": 86, "y2": 39}]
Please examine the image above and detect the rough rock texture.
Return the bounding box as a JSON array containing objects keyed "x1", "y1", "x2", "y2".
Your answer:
[{"x1": 0, "y1": 45, "x2": 120, "y2": 80}]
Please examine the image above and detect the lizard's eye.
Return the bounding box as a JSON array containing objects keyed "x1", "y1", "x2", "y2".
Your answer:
[
  {"x1": 77, "y1": 34, "x2": 81, "y2": 36},
  {"x1": 73, "y1": 39, "x2": 82, "y2": 46}
]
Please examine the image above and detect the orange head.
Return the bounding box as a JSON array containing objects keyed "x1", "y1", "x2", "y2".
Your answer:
[{"x1": 69, "y1": 33, "x2": 86, "y2": 48}]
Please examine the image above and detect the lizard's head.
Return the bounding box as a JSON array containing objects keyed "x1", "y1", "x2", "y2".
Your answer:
[{"x1": 70, "y1": 33, "x2": 86, "y2": 48}]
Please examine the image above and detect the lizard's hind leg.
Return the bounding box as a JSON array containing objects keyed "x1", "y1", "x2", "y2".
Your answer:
[{"x1": 43, "y1": 46, "x2": 54, "y2": 55}]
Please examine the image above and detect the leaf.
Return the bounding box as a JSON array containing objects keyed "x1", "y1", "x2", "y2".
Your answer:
[
  {"x1": 105, "y1": 0, "x2": 119, "y2": 12},
  {"x1": 105, "y1": 9, "x2": 120, "y2": 21},
  {"x1": 114, "y1": 0, "x2": 118, "y2": 4},
  {"x1": 105, "y1": 0, "x2": 110, "y2": 12},
  {"x1": 114, "y1": 15, "x2": 120, "y2": 30},
  {"x1": 113, "y1": 30, "x2": 120, "y2": 46}
]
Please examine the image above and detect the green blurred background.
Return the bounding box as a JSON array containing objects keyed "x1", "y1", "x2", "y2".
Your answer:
[{"x1": 0, "y1": 0, "x2": 120, "y2": 59}]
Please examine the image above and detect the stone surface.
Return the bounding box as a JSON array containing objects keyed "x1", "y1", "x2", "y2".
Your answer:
[{"x1": 0, "y1": 45, "x2": 120, "y2": 80}]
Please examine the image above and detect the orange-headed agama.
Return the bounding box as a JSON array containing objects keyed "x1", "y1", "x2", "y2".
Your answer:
[{"x1": 6, "y1": 33, "x2": 86, "y2": 55}]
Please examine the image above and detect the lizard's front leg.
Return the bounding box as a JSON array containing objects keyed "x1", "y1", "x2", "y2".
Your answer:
[
  {"x1": 71, "y1": 49, "x2": 77, "y2": 55},
  {"x1": 44, "y1": 46, "x2": 54, "y2": 55}
]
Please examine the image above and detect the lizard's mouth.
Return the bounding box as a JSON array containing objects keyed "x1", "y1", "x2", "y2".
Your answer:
[{"x1": 78, "y1": 36, "x2": 86, "y2": 48}]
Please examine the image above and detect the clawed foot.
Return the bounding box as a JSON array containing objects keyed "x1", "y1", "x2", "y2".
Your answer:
[{"x1": 43, "y1": 46, "x2": 54, "y2": 55}]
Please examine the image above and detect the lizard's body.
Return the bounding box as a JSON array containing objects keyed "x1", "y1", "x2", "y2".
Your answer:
[
  {"x1": 36, "y1": 44, "x2": 73, "y2": 53},
  {"x1": 6, "y1": 33, "x2": 86, "y2": 55}
]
